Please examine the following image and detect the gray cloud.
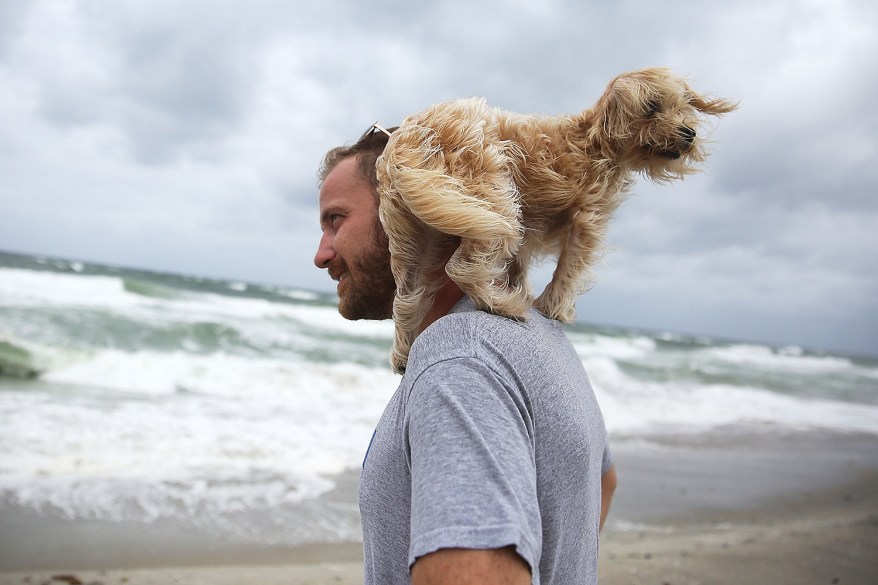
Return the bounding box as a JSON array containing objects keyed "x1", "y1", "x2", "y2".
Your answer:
[{"x1": 1, "y1": 0, "x2": 875, "y2": 356}]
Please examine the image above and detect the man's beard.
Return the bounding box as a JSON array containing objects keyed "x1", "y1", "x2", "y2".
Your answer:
[{"x1": 332, "y1": 220, "x2": 395, "y2": 320}]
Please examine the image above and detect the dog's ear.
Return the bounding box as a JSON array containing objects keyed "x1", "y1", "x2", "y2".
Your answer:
[
  {"x1": 596, "y1": 74, "x2": 643, "y2": 142},
  {"x1": 688, "y1": 90, "x2": 738, "y2": 116},
  {"x1": 599, "y1": 89, "x2": 623, "y2": 139}
]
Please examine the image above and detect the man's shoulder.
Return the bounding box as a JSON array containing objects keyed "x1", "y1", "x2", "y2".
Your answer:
[
  {"x1": 406, "y1": 308, "x2": 498, "y2": 368},
  {"x1": 418, "y1": 304, "x2": 530, "y2": 347},
  {"x1": 406, "y1": 304, "x2": 563, "y2": 377}
]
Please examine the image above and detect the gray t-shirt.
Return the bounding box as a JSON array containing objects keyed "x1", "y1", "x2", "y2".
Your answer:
[{"x1": 359, "y1": 297, "x2": 612, "y2": 584}]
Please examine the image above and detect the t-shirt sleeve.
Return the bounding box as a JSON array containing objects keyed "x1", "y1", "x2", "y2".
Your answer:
[
  {"x1": 403, "y1": 356, "x2": 541, "y2": 574},
  {"x1": 601, "y1": 438, "x2": 614, "y2": 475}
]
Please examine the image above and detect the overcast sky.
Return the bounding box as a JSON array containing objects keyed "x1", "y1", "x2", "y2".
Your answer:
[{"x1": 1, "y1": 0, "x2": 876, "y2": 357}]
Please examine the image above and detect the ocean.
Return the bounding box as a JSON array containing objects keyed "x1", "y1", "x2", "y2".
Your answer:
[{"x1": 1, "y1": 250, "x2": 877, "y2": 554}]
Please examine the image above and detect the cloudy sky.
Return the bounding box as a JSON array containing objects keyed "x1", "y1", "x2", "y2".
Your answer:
[{"x1": 1, "y1": 0, "x2": 876, "y2": 357}]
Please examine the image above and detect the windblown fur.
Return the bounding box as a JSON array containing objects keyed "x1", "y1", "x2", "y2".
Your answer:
[{"x1": 377, "y1": 67, "x2": 736, "y2": 373}]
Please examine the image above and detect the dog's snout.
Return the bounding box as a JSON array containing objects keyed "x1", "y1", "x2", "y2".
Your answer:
[{"x1": 679, "y1": 126, "x2": 697, "y2": 143}]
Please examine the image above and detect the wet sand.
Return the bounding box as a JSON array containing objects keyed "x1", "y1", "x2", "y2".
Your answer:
[{"x1": 600, "y1": 467, "x2": 878, "y2": 584}]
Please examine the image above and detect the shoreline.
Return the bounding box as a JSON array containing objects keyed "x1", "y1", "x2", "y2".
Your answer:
[
  {"x1": 600, "y1": 466, "x2": 878, "y2": 585},
  {"x1": 2, "y1": 430, "x2": 877, "y2": 584}
]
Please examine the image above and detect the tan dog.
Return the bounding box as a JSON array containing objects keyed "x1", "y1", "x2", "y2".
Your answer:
[{"x1": 377, "y1": 68, "x2": 736, "y2": 373}]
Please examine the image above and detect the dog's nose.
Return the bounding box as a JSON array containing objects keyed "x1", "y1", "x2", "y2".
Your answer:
[{"x1": 679, "y1": 126, "x2": 697, "y2": 143}]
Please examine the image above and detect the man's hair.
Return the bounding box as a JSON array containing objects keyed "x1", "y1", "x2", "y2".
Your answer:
[{"x1": 318, "y1": 126, "x2": 399, "y2": 195}]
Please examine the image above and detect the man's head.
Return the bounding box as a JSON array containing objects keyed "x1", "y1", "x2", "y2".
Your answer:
[
  {"x1": 318, "y1": 125, "x2": 396, "y2": 198},
  {"x1": 314, "y1": 126, "x2": 398, "y2": 321}
]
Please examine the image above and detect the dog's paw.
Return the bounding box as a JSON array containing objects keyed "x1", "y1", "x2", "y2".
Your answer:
[
  {"x1": 390, "y1": 341, "x2": 408, "y2": 375},
  {"x1": 467, "y1": 283, "x2": 530, "y2": 321},
  {"x1": 533, "y1": 293, "x2": 576, "y2": 323}
]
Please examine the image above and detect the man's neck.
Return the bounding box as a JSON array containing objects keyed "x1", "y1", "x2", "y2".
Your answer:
[{"x1": 417, "y1": 277, "x2": 465, "y2": 335}]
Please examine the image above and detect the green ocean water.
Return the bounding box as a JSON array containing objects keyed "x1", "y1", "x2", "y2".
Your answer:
[{"x1": 1, "y1": 249, "x2": 876, "y2": 546}]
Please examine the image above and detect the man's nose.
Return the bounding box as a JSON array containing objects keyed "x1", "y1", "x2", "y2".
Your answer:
[{"x1": 314, "y1": 233, "x2": 335, "y2": 269}]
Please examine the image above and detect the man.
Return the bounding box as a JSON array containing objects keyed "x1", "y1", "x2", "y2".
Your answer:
[{"x1": 314, "y1": 125, "x2": 617, "y2": 585}]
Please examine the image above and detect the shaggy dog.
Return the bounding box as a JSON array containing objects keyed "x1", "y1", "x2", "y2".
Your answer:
[{"x1": 376, "y1": 67, "x2": 736, "y2": 373}]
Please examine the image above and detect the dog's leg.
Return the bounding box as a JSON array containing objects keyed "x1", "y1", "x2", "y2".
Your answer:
[
  {"x1": 389, "y1": 283, "x2": 425, "y2": 374},
  {"x1": 533, "y1": 207, "x2": 605, "y2": 323},
  {"x1": 445, "y1": 236, "x2": 530, "y2": 320},
  {"x1": 379, "y1": 194, "x2": 438, "y2": 373},
  {"x1": 506, "y1": 252, "x2": 533, "y2": 304}
]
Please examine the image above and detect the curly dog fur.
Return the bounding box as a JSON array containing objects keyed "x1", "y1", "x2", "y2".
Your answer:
[{"x1": 377, "y1": 68, "x2": 736, "y2": 373}]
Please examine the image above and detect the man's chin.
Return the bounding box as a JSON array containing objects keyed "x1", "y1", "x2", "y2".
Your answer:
[
  {"x1": 339, "y1": 309, "x2": 393, "y2": 321},
  {"x1": 338, "y1": 297, "x2": 393, "y2": 321}
]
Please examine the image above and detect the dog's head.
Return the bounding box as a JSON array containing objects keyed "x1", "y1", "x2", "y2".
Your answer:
[{"x1": 593, "y1": 68, "x2": 737, "y2": 181}]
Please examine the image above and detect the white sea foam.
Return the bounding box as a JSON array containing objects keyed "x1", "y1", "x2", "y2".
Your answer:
[
  {"x1": 282, "y1": 304, "x2": 394, "y2": 339},
  {"x1": 276, "y1": 288, "x2": 321, "y2": 301},
  {"x1": 583, "y1": 355, "x2": 878, "y2": 437},
  {"x1": 568, "y1": 332, "x2": 656, "y2": 360},
  {"x1": 0, "y1": 268, "x2": 140, "y2": 309},
  {"x1": 0, "y1": 267, "x2": 394, "y2": 345},
  {"x1": 698, "y1": 343, "x2": 853, "y2": 372},
  {"x1": 2, "y1": 354, "x2": 398, "y2": 524}
]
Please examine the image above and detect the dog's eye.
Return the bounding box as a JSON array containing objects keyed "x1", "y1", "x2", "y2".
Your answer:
[{"x1": 646, "y1": 99, "x2": 662, "y2": 117}]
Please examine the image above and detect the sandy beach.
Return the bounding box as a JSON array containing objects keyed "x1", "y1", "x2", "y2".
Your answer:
[
  {"x1": 2, "y1": 430, "x2": 876, "y2": 585},
  {"x1": 599, "y1": 468, "x2": 878, "y2": 585}
]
